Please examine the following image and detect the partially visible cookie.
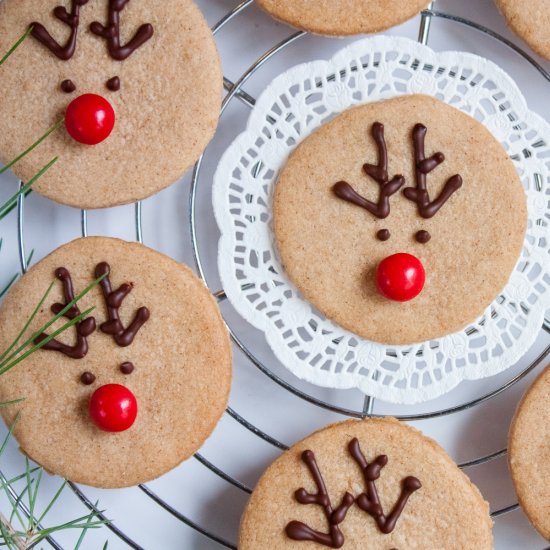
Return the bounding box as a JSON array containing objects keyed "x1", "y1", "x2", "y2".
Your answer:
[
  {"x1": 240, "y1": 418, "x2": 492, "y2": 549},
  {"x1": 255, "y1": 0, "x2": 429, "y2": 36},
  {"x1": 509, "y1": 363, "x2": 550, "y2": 540},
  {"x1": 0, "y1": 237, "x2": 232, "y2": 488},
  {"x1": 273, "y1": 94, "x2": 527, "y2": 345},
  {"x1": 495, "y1": 0, "x2": 550, "y2": 61},
  {"x1": 0, "y1": 0, "x2": 222, "y2": 208}
]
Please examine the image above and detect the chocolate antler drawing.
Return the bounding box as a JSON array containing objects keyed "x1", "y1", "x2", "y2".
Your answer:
[
  {"x1": 95, "y1": 262, "x2": 150, "y2": 347},
  {"x1": 34, "y1": 268, "x2": 96, "y2": 358},
  {"x1": 332, "y1": 123, "x2": 405, "y2": 219},
  {"x1": 286, "y1": 450, "x2": 355, "y2": 548},
  {"x1": 30, "y1": 0, "x2": 90, "y2": 60},
  {"x1": 349, "y1": 438, "x2": 421, "y2": 534},
  {"x1": 403, "y1": 124, "x2": 463, "y2": 218},
  {"x1": 90, "y1": 0, "x2": 154, "y2": 60},
  {"x1": 286, "y1": 440, "x2": 421, "y2": 546}
]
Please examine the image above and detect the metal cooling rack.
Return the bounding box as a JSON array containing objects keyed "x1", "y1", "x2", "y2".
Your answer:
[{"x1": 2, "y1": 1, "x2": 550, "y2": 548}]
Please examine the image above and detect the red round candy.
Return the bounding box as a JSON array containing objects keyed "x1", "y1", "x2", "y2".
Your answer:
[
  {"x1": 89, "y1": 384, "x2": 137, "y2": 432},
  {"x1": 376, "y1": 253, "x2": 425, "y2": 302},
  {"x1": 64, "y1": 93, "x2": 115, "y2": 145}
]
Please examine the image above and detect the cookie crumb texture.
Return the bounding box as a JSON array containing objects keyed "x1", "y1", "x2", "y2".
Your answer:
[
  {"x1": 240, "y1": 418, "x2": 493, "y2": 549},
  {"x1": 0, "y1": 237, "x2": 232, "y2": 488},
  {"x1": 0, "y1": 0, "x2": 222, "y2": 208},
  {"x1": 255, "y1": 0, "x2": 429, "y2": 35},
  {"x1": 495, "y1": 0, "x2": 550, "y2": 61},
  {"x1": 509, "y1": 363, "x2": 550, "y2": 540},
  {"x1": 273, "y1": 95, "x2": 527, "y2": 344}
]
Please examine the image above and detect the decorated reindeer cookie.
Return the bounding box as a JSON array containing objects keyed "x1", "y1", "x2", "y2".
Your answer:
[
  {"x1": 273, "y1": 94, "x2": 527, "y2": 344},
  {"x1": 240, "y1": 418, "x2": 493, "y2": 549},
  {"x1": 0, "y1": 237, "x2": 232, "y2": 488},
  {"x1": 0, "y1": 0, "x2": 222, "y2": 208}
]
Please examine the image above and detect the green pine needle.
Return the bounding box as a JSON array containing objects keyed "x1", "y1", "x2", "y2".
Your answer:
[
  {"x1": 0, "y1": 27, "x2": 32, "y2": 67},
  {"x1": 0, "y1": 270, "x2": 106, "y2": 376},
  {"x1": 0, "y1": 189, "x2": 32, "y2": 222},
  {"x1": 0, "y1": 251, "x2": 34, "y2": 300},
  {"x1": 74, "y1": 500, "x2": 101, "y2": 550},
  {"x1": 0, "y1": 306, "x2": 96, "y2": 377},
  {"x1": 0, "y1": 414, "x2": 19, "y2": 457},
  {"x1": 0, "y1": 122, "x2": 62, "y2": 177},
  {"x1": 0, "y1": 280, "x2": 55, "y2": 365},
  {"x1": 0, "y1": 275, "x2": 17, "y2": 301},
  {"x1": 0, "y1": 399, "x2": 24, "y2": 409},
  {"x1": 0, "y1": 157, "x2": 58, "y2": 221}
]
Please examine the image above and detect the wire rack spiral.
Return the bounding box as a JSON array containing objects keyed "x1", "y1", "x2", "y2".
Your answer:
[{"x1": 2, "y1": 1, "x2": 550, "y2": 548}]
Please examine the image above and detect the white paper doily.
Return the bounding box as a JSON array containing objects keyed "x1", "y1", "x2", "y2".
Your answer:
[{"x1": 213, "y1": 36, "x2": 550, "y2": 404}]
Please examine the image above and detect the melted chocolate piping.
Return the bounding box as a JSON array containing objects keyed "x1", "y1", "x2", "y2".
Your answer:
[
  {"x1": 94, "y1": 262, "x2": 150, "y2": 347},
  {"x1": 403, "y1": 124, "x2": 463, "y2": 218},
  {"x1": 332, "y1": 123, "x2": 405, "y2": 219},
  {"x1": 34, "y1": 267, "x2": 96, "y2": 359},
  {"x1": 120, "y1": 361, "x2": 135, "y2": 374},
  {"x1": 90, "y1": 0, "x2": 154, "y2": 61},
  {"x1": 415, "y1": 230, "x2": 431, "y2": 244},
  {"x1": 60, "y1": 79, "x2": 76, "y2": 93},
  {"x1": 80, "y1": 371, "x2": 96, "y2": 385},
  {"x1": 30, "y1": 0, "x2": 90, "y2": 60},
  {"x1": 106, "y1": 76, "x2": 121, "y2": 91},
  {"x1": 349, "y1": 438, "x2": 421, "y2": 534},
  {"x1": 377, "y1": 229, "x2": 391, "y2": 242},
  {"x1": 285, "y1": 450, "x2": 354, "y2": 548}
]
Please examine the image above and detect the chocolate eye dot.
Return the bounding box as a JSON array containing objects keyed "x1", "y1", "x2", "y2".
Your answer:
[
  {"x1": 376, "y1": 229, "x2": 391, "y2": 242},
  {"x1": 106, "y1": 76, "x2": 121, "y2": 92},
  {"x1": 415, "y1": 230, "x2": 431, "y2": 244},
  {"x1": 120, "y1": 362, "x2": 135, "y2": 375},
  {"x1": 61, "y1": 79, "x2": 76, "y2": 93},
  {"x1": 80, "y1": 372, "x2": 96, "y2": 385}
]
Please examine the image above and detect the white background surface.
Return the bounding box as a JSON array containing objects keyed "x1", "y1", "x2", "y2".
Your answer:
[{"x1": 1, "y1": 0, "x2": 550, "y2": 548}]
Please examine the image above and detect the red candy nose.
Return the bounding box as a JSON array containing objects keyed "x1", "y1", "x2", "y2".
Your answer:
[
  {"x1": 65, "y1": 93, "x2": 115, "y2": 145},
  {"x1": 376, "y1": 253, "x2": 425, "y2": 302},
  {"x1": 89, "y1": 384, "x2": 137, "y2": 432}
]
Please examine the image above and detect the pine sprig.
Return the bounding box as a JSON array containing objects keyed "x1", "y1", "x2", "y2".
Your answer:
[
  {"x1": 0, "y1": 450, "x2": 107, "y2": 549},
  {"x1": 0, "y1": 27, "x2": 32, "y2": 67},
  {"x1": 0, "y1": 26, "x2": 110, "y2": 550},
  {"x1": 0, "y1": 271, "x2": 106, "y2": 377},
  {"x1": 0, "y1": 124, "x2": 61, "y2": 178},
  {"x1": 0, "y1": 29, "x2": 61, "y2": 220},
  {"x1": 0, "y1": 243, "x2": 34, "y2": 301},
  {"x1": 0, "y1": 157, "x2": 58, "y2": 221}
]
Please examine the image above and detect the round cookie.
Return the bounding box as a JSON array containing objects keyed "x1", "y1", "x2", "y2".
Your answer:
[
  {"x1": 495, "y1": 0, "x2": 550, "y2": 61},
  {"x1": 273, "y1": 94, "x2": 527, "y2": 345},
  {"x1": 0, "y1": 237, "x2": 232, "y2": 488},
  {"x1": 255, "y1": 0, "x2": 429, "y2": 36},
  {"x1": 0, "y1": 0, "x2": 222, "y2": 209},
  {"x1": 509, "y1": 363, "x2": 550, "y2": 540},
  {"x1": 240, "y1": 418, "x2": 493, "y2": 549}
]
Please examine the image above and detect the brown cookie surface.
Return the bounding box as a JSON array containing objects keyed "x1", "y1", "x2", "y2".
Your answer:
[
  {"x1": 0, "y1": 0, "x2": 222, "y2": 209},
  {"x1": 0, "y1": 237, "x2": 232, "y2": 488},
  {"x1": 509, "y1": 363, "x2": 550, "y2": 540},
  {"x1": 240, "y1": 418, "x2": 493, "y2": 549},
  {"x1": 495, "y1": 0, "x2": 550, "y2": 61},
  {"x1": 255, "y1": 0, "x2": 429, "y2": 36},
  {"x1": 273, "y1": 94, "x2": 527, "y2": 344}
]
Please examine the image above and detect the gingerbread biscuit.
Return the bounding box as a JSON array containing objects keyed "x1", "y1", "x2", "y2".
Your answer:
[
  {"x1": 0, "y1": 0, "x2": 222, "y2": 209},
  {"x1": 509, "y1": 363, "x2": 550, "y2": 540},
  {"x1": 255, "y1": 0, "x2": 429, "y2": 36},
  {"x1": 0, "y1": 237, "x2": 232, "y2": 488},
  {"x1": 273, "y1": 95, "x2": 527, "y2": 344},
  {"x1": 495, "y1": 0, "x2": 550, "y2": 61},
  {"x1": 240, "y1": 418, "x2": 492, "y2": 549}
]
